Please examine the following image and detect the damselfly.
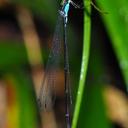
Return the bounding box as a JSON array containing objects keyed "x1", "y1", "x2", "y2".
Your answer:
[{"x1": 38, "y1": 0, "x2": 80, "y2": 128}]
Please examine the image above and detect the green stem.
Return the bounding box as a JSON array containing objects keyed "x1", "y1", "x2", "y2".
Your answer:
[{"x1": 72, "y1": 0, "x2": 91, "y2": 127}]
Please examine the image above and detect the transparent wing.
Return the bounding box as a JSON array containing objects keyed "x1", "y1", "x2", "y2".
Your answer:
[{"x1": 38, "y1": 15, "x2": 64, "y2": 111}]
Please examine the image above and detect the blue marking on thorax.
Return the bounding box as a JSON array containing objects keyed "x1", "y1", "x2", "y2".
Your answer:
[{"x1": 63, "y1": 3, "x2": 70, "y2": 17}]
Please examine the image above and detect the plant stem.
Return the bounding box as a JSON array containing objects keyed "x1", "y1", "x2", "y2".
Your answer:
[{"x1": 72, "y1": 0, "x2": 91, "y2": 127}]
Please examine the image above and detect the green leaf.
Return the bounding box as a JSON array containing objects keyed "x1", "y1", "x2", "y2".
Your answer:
[
  {"x1": 4, "y1": 71, "x2": 39, "y2": 128},
  {"x1": 76, "y1": 19, "x2": 113, "y2": 126},
  {"x1": 0, "y1": 41, "x2": 28, "y2": 69},
  {"x1": 96, "y1": 0, "x2": 128, "y2": 90},
  {"x1": 78, "y1": 85, "x2": 110, "y2": 128}
]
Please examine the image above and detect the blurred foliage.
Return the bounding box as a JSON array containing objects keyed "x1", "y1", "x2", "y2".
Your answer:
[
  {"x1": 0, "y1": 0, "x2": 127, "y2": 128},
  {"x1": 73, "y1": 0, "x2": 128, "y2": 127},
  {"x1": 96, "y1": 0, "x2": 128, "y2": 90},
  {"x1": 0, "y1": 42, "x2": 27, "y2": 70},
  {"x1": 77, "y1": 35, "x2": 112, "y2": 128},
  {"x1": 12, "y1": 0, "x2": 58, "y2": 26},
  {"x1": 3, "y1": 71, "x2": 39, "y2": 128}
]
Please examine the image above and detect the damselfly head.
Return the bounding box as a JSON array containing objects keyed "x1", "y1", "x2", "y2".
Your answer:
[{"x1": 59, "y1": 10, "x2": 65, "y2": 18}]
